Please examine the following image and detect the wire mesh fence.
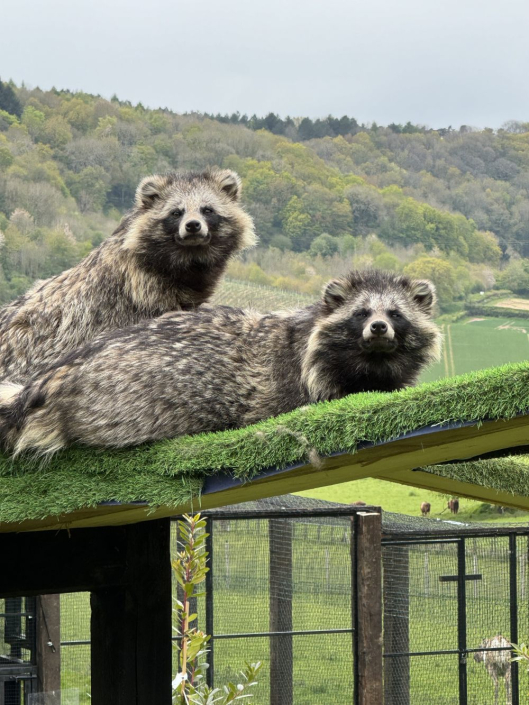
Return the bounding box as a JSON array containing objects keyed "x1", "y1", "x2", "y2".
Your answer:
[
  {"x1": 53, "y1": 496, "x2": 359, "y2": 704},
  {"x1": 4, "y1": 496, "x2": 529, "y2": 704},
  {"x1": 59, "y1": 593, "x2": 90, "y2": 705},
  {"x1": 200, "y1": 508, "x2": 356, "y2": 704},
  {"x1": 382, "y1": 532, "x2": 529, "y2": 705}
]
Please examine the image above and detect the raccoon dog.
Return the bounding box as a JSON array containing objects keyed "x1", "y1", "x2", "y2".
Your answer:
[
  {"x1": 0, "y1": 270, "x2": 441, "y2": 456},
  {"x1": 0, "y1": 169, "x2": 256, "y2": 383}
]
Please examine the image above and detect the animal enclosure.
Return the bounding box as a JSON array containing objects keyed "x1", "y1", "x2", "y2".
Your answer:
[
  {"x1": 5, "y1": 496, "x2": 529, "y2": 704},
  {"x1": 381, "y1": 516, "x2": 529, "y2": 705}
]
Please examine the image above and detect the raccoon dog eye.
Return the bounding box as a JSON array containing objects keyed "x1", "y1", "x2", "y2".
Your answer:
[
  {"x1": 389, "y1": 311, "x2": 401, "y2": 319},
  {"x1": 202, "y1": 207, "x2": 214, "y2": 215},
  {"x1": 172, "y1": 209, "x2": 183, "y2": 217},
  {"x1": 355, "y1": 310, "x2": 369, "y2": 318}
]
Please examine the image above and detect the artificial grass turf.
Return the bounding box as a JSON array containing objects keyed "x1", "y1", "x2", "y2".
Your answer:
[
  {"x1": 423, "y1": 456, "x2": 529, "y2": 497},
  {"x1": 2, "y1": 361, "x2": 529, "y2": 524}
]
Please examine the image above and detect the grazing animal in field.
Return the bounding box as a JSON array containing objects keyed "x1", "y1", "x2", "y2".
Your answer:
[
  {"x1": 448, "y1": 498, "x2": 460, "y2": 515},
  {"x1": 0, "y1": 169, "x2": 255, "y2": 383},
  {"x1": 473, "y1": 635, "x2": 512, "y2": 705},
  {"x1": 0, "y1": 269, "x2": 442, "y2": 456},
  {"x1": 420, "y1": 502, "x2": 431, "y2": 517}
]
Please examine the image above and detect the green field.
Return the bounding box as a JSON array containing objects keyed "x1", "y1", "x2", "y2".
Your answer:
[
  {"x1": 213, "y1": 279, "x2": 313, "y2": 311},
  {"x1": 424, "y1": 316, "x2": 529, "y2": 382}
]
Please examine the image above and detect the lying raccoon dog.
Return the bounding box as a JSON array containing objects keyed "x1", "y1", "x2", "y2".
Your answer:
[
  {"x1": 0, "y1": 169, "x2": 255, "y2": 383},
  {"x1": 0, "y1": 270, "x2": 442, "y2": 457}
]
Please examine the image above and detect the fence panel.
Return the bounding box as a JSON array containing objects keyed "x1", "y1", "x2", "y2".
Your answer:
[{"x1": 203, "y1": 513, "x2": 357, "y2": 705}]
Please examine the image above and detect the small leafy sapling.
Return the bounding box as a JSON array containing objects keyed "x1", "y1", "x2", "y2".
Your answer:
[
  {"x1": 172, "y1": 513, "x2": 261, "y2": 705},
  {"x1": 511, "y1": 643, "x2": 529, "y2": 671}
]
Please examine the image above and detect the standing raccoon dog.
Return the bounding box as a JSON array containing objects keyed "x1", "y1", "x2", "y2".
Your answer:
[
  {"x1": 0, "y1": 270, "x2": 441, "y2": 457},
  {"x1": 0, "y1": 169, "x2": 256, "y2": 383}
]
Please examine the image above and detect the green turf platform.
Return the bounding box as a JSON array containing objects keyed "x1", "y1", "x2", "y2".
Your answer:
[{"x1": 2, "y1": 361, "x2": 529, "y2": 532}]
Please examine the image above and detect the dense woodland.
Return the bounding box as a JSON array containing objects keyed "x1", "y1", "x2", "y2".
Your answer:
[{"x1": 2, "y1": 78, "x2": 529, "y2": 309}]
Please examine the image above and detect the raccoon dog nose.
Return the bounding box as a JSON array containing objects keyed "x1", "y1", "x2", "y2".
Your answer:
[
  {"x1": 185, "y1": 220, "x2": 202, "y2": 234},
  {"x1": 370, "y1": 321, "x2": 388, "y2": 335}
]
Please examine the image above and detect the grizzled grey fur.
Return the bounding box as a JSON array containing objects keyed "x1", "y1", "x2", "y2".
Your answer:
[
  {"x1": 0, "y1": 169, "x2": 256, "y2": 383},
  {"x1": 0, "y1": 270, "x2": 441, "y2": 456}
]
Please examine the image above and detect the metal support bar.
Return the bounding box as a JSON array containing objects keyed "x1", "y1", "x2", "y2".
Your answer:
[
  {"x1": 210, "y1": 627, "x2": 355, "y2": 640},
  {"x1": 199, "y1": 508, "x2": 378, "y2": 520},
  {"x1": 457, "y1": 539, "x2": 468, "y2": 705},
  {"x1": 383, "y1": 539, "x2": 460, "y2": 546},
  {"x1": 510, "y1": 534, "x2": 520, "y2": 705},
  {"x1": 205, "y1": 518, "x2": 214, "y2": 688},
  {"x1": 384, "y1": 646, "x2": 514, "y2": 658}
]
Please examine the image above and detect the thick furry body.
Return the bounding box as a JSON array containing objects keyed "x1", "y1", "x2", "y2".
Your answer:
[
  {"x1": 0, "y1": 170, "x2": 255, "y2": 383},
  {"x1": 0, "y1": 270, "x2": 441, "y2": 456}
]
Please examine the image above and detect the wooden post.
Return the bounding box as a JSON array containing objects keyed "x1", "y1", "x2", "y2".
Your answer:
[
  {"x1": 269, "y1": 518, "x2": 293, "y2": 705},
  {"x1": 354, "y1": 512, "x2": 383, "y2": 705},
  {"x1": 36, "y1": 595, "x2": 61, "y2": 698},
  {"x1": 383, "y1": 544, "x2": 410, "y2": 705},
  {"x1": 91, "y1": 519, "x2": 173, "y2": 705}
]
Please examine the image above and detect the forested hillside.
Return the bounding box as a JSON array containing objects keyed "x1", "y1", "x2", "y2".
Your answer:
[{"x1": 1, "y1": 78, "x2": 529, "y2": 308}]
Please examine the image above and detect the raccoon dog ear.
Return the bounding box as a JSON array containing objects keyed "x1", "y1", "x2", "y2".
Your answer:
[
  {"x1": 211, "y1": 169, "x2": 242, "y2": 201},
  {"x1": 410, "y1": 279, "x2": 436, "y2": 313},
  {"x1": 135, "y1": 174, "x2": 172, "y2": 210},
  {"x1": 322, "y1": 278, "x2": 350, "y2": 310}
]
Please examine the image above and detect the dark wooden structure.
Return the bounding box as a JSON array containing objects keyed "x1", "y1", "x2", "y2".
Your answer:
[
  {"x1": 0, "y1": 520, "x2": 173, "y2": 705},
  {"x1": 36, "y1": 595, "x2": 61, "y2": 696}
]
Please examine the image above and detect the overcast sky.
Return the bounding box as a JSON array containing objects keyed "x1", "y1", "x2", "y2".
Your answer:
[{"x1": 1, "y1": 0, "x2": 528, "y2": 128}]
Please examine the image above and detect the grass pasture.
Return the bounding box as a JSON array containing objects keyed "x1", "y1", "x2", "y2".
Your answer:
[
  {"x1": 424, "y1": 316, "x2": 529, "y2": 382},
  {"x1": 494, "y1": 297, "x2": 529, "y2": 311}
]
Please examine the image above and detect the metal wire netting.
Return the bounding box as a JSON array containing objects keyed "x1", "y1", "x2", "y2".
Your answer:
[
  {"x1": 198, "y1": 515, "x2": 355, "y2": 704},
  {"x1": 60, "y1": 592, "x2": 91, "y2": 705},
  {"x1": 11, "y1": 495, "x2": 529, "y2": 704},
  {"x1": 382, "y1": 535, "x2": 529, "y2": 704}
]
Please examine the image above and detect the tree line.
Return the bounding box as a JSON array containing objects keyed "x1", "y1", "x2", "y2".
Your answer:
[{"x1": 1, "y1": 77, "x2": 529, "y2": 308}]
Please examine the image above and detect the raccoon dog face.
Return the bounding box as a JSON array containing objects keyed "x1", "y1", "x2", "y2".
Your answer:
[
  {"x1": 302, "y1": 270, "x2": 442, "y2": 398},
  {"x1": 123, "y1": 169, "x2": 256, "y2": 266},
  {"x1": 321, "y1": 270, "x2": 439, "y2": 357}
]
